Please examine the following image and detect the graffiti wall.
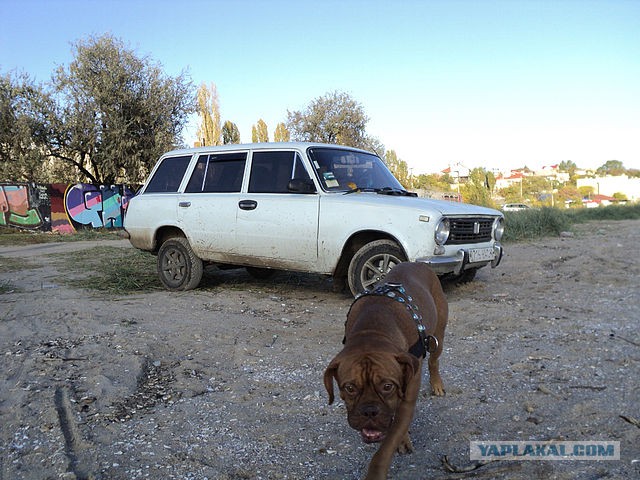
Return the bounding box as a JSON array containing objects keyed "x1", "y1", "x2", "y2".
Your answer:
[
  {"x1": 0, "y1": 183, "x2": 136, "y2": 233},
  {"x1": 0, "y1": 183, "x2": 50, "y2": 231}
]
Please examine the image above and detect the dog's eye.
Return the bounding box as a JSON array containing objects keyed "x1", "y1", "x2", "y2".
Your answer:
[
  {"x1": 382, "y1": 383, "x2": 395, "y2": 392},
  {"x1": 343, "y1": 383, "x2": 357, "y2": 394}
]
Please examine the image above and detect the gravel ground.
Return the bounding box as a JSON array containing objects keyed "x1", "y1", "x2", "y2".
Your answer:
[{"x1": 0, "y1": 219, "x2": 639, "y2": 480}]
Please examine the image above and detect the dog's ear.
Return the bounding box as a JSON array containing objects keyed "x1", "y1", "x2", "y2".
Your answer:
[
  {"x1": 323, "y1": 359, "x2": 340, "y2": 405},
  {"x1": 395, "y1": 353, "x2": 420, "y2": 397}
]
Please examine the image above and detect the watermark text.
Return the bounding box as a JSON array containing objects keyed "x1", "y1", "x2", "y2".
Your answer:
[{"x1": 470, "y1": 441, "x2": 620, "y2": 461}]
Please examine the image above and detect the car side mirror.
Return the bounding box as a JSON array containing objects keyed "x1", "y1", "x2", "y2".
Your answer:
[{"x1": 288, "y1": 178, "x2": 316, "y2": 194}]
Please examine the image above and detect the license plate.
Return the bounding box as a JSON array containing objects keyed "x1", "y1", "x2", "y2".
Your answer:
[{"x1": 469, "y1": 247, "x2": 495, "y2": 263}]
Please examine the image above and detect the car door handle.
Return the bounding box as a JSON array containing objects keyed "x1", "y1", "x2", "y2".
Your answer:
[
  {"x1": 179, "y1": 201, "x2": 191, "y2": 208},
  {"x1": 238, "y1": 200, "x2": 258, "y2": 211}
]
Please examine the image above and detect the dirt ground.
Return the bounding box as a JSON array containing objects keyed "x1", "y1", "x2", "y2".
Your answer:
[{"x1": 1, "y1": 219, "x2": 639, "y2": 480}]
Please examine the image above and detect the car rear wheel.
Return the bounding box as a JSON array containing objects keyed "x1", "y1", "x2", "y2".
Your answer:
[
  {"x1": 347, "y1": 239, "x2": 406, "y2": 296},
  {"x1": 157, "y1": 237, "x2": 203, "y2": 290}
]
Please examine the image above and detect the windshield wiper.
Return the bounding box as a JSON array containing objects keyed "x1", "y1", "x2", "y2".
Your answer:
[
  {"x1": 343, "y1": 186, "x2": 417, "y2": 197},
  {"x1": 343, "y1": 187, "x2": 377, "y2": 195},
  {"x1": 376, "y1": 187, "x2": 418, "y2": 197}
]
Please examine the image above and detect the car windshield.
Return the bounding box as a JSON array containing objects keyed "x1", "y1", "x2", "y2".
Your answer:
[{"x1": 307, "y1": 147, "x2": 405, "y2": 192}]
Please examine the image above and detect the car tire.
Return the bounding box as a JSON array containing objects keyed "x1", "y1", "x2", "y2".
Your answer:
[
  {"x1": 157, "y1": 237, "x2": 204, "y2": 291},
  {"x1": 246, "y1": 266, "x2": 277, "y2": 280},
  {"x1": 347, "y1": 239, "x2": 406, "y2": 296}
]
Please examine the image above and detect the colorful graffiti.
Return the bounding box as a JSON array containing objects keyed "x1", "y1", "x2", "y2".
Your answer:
[
  {"x1": 0, "y1": 184, "x2": 49, "y2": 231},
  {"x1": 64, "y1": 183, "x2": 135, "y2": 230},
  {"x1": 0, "y1": 183, "x2": 136, "y2": 233}
]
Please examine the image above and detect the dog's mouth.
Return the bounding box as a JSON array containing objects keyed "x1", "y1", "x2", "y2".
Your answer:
[{"x1": 360, "y1": 428, "x2": 386, "y2": 443}]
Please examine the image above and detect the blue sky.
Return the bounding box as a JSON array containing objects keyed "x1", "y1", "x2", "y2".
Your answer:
[{"x1": 1, "y1": 0, "x2": 638, "y2": 174}]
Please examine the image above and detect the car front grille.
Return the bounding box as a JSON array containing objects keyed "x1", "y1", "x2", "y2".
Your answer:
[{"x1": 446, "y1": 217, "x2": 494, "y2": 245}]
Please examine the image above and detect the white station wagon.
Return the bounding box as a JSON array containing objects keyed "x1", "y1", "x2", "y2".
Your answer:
[{"x1": 124, "y1": 142, "x2": 504, "y2": 295}]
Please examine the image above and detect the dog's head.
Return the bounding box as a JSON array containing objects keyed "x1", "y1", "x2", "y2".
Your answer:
[{"x1": 323, "y1": 350, "x2": 419, "y2": 443}]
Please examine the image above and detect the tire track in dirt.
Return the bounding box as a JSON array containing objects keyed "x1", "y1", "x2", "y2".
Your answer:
[{"x1": 54, "y1": 386, "x2": 95, "y2": 480}]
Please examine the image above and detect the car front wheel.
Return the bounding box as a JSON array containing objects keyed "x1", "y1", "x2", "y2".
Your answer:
[
  {"x1": 157, "y1": 237, "x2": 204, "y2": 290},
  {"x1": 347, "y1": 239, "x2": 406, "y2": 296}
]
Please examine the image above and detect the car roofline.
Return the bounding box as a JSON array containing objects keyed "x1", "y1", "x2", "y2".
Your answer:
[{"x1": 161, "y1": 142, "x2": 377, "y2": 157}]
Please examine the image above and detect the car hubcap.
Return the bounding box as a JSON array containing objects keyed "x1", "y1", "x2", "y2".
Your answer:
[
  {"x1": 163, "y1": 248, "x2": 186, "y2": 281},
  {"x1": 361, "y1": 253, "x2": 401, "y2": 291}
]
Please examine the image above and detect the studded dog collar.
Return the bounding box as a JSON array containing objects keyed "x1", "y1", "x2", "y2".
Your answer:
[{"x1": 347, "y1": 282, "x2": 439, "y2": 358}]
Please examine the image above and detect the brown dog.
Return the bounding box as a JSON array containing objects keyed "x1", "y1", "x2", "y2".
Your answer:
[{"x1": 323, "y1": 262, "x2": 448, "y2": 480}]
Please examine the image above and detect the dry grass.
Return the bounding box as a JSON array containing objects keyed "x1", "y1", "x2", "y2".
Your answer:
[
  {"x1": 53, "y1": 246, "x2": 161, "y2": 294},
  {"x1": 0, "y1": 227, "x2": 123, "y2": 246}
]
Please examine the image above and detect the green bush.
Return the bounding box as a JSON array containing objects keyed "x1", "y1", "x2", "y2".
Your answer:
[
  {"x1": 502, "y1": 203, "x2": 640, "y2": 242},
  {"x1": 567, "y1": 203, "x2": 640, "y2": 222},
  {"x1": 503, "y1": 207, "x2": 571, "y2": 242}
]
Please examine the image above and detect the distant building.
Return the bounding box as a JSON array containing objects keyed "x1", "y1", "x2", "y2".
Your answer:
[
  {"x1": 583, "y1": 194, "x2": 617, "y2": 208},
  {"x1": 577, "y1": 174, "x2": 640, "y2": 202},
  {"x1": 494, "y1": 171, "x2": 526, "y2": 190},
  {"x1": 535, "y1": 165, "x2": 571, "y2": 183}
]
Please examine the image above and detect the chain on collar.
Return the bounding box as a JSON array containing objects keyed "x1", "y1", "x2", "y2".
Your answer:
[{"x1": 350, "y1": 282, "x2": 439, "y2": 358}]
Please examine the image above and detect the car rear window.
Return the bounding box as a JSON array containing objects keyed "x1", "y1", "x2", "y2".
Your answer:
[
  {"x1": 185, "y1": 152, "x2": 247, "y2": 193},
  {"x1": 144, "y1": 155, "x2": 192, "y2": 193}
]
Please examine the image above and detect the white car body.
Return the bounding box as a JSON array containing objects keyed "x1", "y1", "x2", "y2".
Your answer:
[{"x1": 124, "y1": 142, "x2": 504, "y2": 294}]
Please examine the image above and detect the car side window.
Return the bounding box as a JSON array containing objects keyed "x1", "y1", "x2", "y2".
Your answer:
[
  {"x1": 249, "y1": 151, "x2": 311, "y2": 193},
  {"x1": 144, "y1": 155, "x2": 192, "y2": 193},
  {"x1": 185, "y1": 152, "x2": 247, "y2": 193},
  {"x1": 185, "y1": 155, "x2": 208, "y2": 192}
]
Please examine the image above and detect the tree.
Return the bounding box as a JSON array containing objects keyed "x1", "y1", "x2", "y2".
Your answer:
[
  {"x1": 221, "y1": 120, "x2": 241, "y2": 144},
  {"x1": 558, "y1": 160, "x2": 577, "y2": 175},
  {"x1": 1, "y1": 72, "x2": 50, "y2": 181},
  {"x1": 195, "y1": 82, "x2": 221, "y2": 146},
  {"x1": 363, "y1": 135, "x2": 386, "y2": 158},
  {"x1": 0, "y1": 72, "x2": 78, "y2": 182},
  {"x1": 578, "y1": 185, "x2": 594, "y2": 198},
  {"x1": 459, "y1": 168, "x2": 496, "y2": 208},
  {"x1": 286, "y1": 90, "x2": 369, "y2": 148},
  {"x1": 384, "y1": 150, "x2": 410, "y2": 188},
  {"x1": 498, "y1": 184, "x2": 523, "y2": 204},
  {"x1": 413, "y1": 173, "x2": 454, "y2": 192},
  {"x1": 46, "y1": 34, "x2": 195, "y2": 184},
  {"x1": 273, "y1": 122, "x2": 290, "y2": 142},
  {"x1": 597, "y1": 160, "x2": 625, "y2": 176},
  {"x1": 612, "y1": 192, "x2": 628, "y2": 201},
  {"x1": 557, "y1": 185, "x2": 583, "y2": 207},
  {"x1": 523, "y1": 175, "x2": 551, "y2": 197},
  {"x1": 252, "y1": 119, "x2": 268, "y2": 142}
]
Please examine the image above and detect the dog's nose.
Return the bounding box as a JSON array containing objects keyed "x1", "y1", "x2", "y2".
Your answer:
[{"x1": 360, "y1": 404, "x2": 380, "y2": 418}]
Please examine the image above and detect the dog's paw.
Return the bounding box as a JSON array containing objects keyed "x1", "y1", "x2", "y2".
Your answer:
[
  {"x1": 364, "y1": 468, "x2": 387, "y2": 480},
  {"x1": 430, "y1": 378, "x2": 446, "y2": 396},
  {"x1": 397, "y1": 433, "x2": 414, "y2": 454}
]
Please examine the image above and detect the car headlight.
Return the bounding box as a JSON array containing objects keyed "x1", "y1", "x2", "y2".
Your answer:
[
  {"x1": 435, "y1": 218, "x2": 450, "y2": 245},
  {"x1": 493, "y1": 217, "x2": 505, "y2": 241}
]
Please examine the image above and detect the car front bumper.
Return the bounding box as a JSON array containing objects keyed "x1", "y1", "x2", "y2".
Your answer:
[{"x1": 418, "y1": 244, "x2": 504, "y2": 275}]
